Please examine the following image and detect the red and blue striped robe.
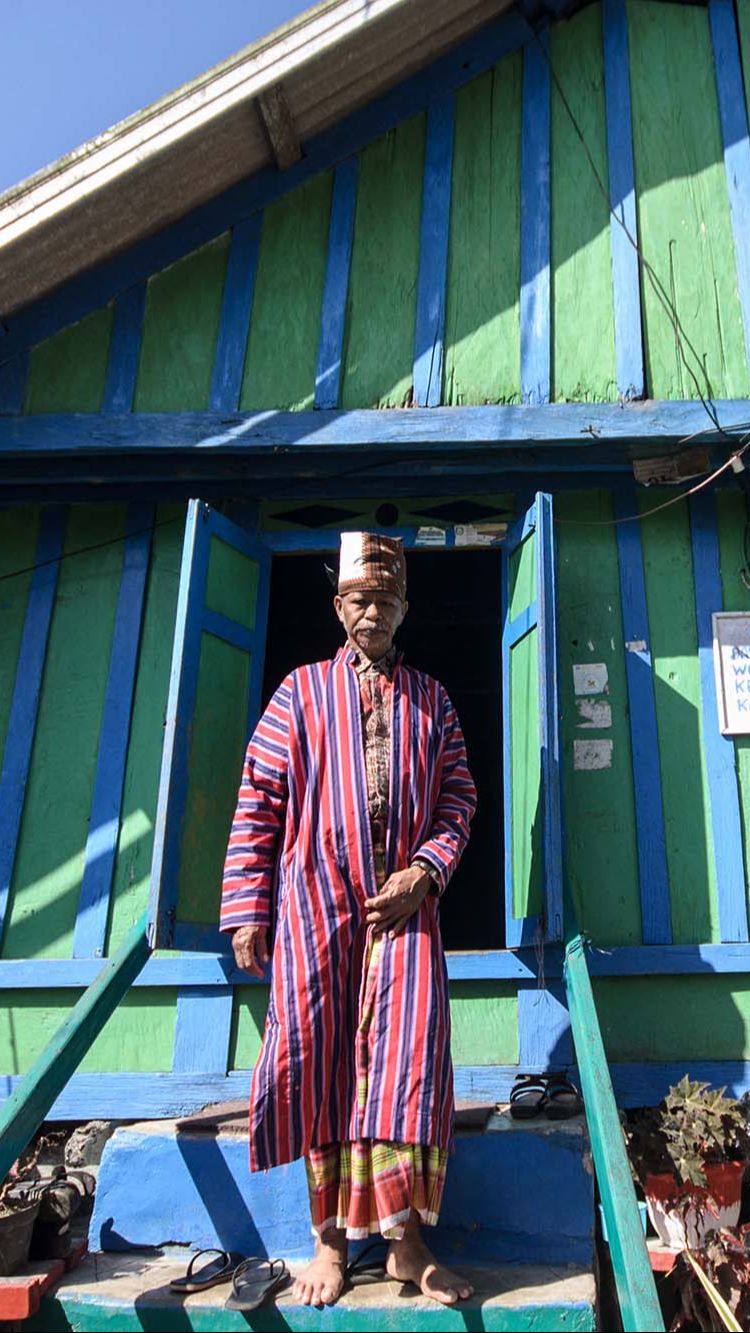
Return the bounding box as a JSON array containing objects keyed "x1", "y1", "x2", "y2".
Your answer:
[{"x1": 220, "y1": 646, "x2": 477, "y2": 1171}]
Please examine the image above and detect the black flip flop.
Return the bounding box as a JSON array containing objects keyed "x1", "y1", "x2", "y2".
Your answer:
[
  {"x1": 170, "y1": 1248, "x2": 245, "y2": 1294},
  {"x1": 544, "y1": 1074, "x2": 583, "y2": 1119},
  {"x1": 509, "y1": 1074, "x2": 548, "y2": 1119},
  {"x1": 225, "y1": 1257, "x2": 290, "y2": 1311}
]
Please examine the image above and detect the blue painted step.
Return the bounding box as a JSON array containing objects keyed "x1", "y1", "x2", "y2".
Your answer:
[
  {"x1": 29, "y1": 1250, "x2": 597, "y2": 1332},
  {"x1": 90, "y1": 1112, "x2": 594, "y2": 1268}
]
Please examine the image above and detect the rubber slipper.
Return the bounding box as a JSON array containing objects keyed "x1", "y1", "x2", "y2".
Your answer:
[
  {"x1": 225, "y1": 1257, "x2": 289, "y2": 1311},
  {"x1": 170, "y1": 1248, "x2": 245, "y2": 1293},
  {"x1": 509, "y1": 1074, "x2": 548, "y2": 1119},
  {"x1": 544, "y1": 1074, "x2": 583, "y2": 1119}
]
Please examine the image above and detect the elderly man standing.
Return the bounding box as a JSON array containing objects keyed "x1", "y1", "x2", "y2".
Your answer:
[{"x1": 220, "y1": 533, "x2": 477, "y2": 1307}]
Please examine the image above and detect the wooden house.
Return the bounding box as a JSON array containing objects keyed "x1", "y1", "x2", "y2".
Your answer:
[{"x1": 2, "y1": 0, "x2": 750, "y2": 1324}]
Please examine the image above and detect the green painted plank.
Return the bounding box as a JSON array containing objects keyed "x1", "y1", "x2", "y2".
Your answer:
[
  {"x1": 0, "y1": 912, "x2": 150, "y2": 1183},
  {"x1": 0, "y1": 509, "x2": 39, "y2": 765},
  {"x1": 0, "y1": 987, "x2": 175, "y2": 1074},
  {"x1": 551, "y1": 6, "x2": 617, "y2": 403},
  {"x1": 511, "y1": 629, "x2": 542, "y2": 920},
  {"x1": 230, "y1": 983, "x2": 519, "y2": 1069},
  {"x1": 556, "y1": 491, "x2": 641, "y2": 943},
  {"x1": 3, "y1": 507, "x2": 126, "y2": 961},
  {"x1": 107, "y1": 507, "x2": 184, "y2": 952},
  {"x1": 443, "y1": 55, "x2": 522, "y2": 406},
  {"x1": 25, "y1": 307, "x2": 113, "y2": 413},
  {"x1": 627, "y1": 0, "x2": 750, "y2": 399},
  {"x1": 134, "y1": 236, "x2": 230, "y2": 411},
  {"x1": 240, "y1": 174, "x2": 333, "y2": 411},
  {"x1": 205, "y1": 534, "x2": 259, "y2": 629},
  {"x1": 177, "y1": 634, "x2": 250, "y2": 924},
  {"x1": 639, "y1": 491, "x2": 719, "y2": 943},
  {"x1": 342, "y1": 115, "x2": 426, "y2": 408},
  {"x1": 714, "y1": 489, "x2": 750, "y2": 934},
  {"x1": 508, "y1": 532, "x2": 536, "y2": 622},
  {"x1": 594, "y1": 974, "x2": 750, "y2": 1060}
]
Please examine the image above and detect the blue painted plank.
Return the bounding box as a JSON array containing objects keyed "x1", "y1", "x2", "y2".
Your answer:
[
  {"x1": 3, "y1": 398, "x2": 750, "y2": 455},
  {"x1": 518, "y1": 984, "x2": 573, "y2": 1069},
  {"x1": 0, "y1": 355, "x2": 28, "y2": 415},
  {"x1": 0, "y1": 12, "x2": 533, "y2": 366},
  {"x1": 315, "y1": 159, "x2": 358, "y2": 410},
  {"x1": 246, "y1": 548, "x2": 271, "y2": 736},
  {"x1": 0, "y1": 506, "x2": 66, "y2": 946},
  {"x1": 209, "y1": 217, "x2": 262, "y2": 412},
  {"x1": 690, "y1": 490, "x2": 749, "y2": 942},
  {"x1": 172, "y1": 987, "x2": 233, "y2": 1074},
  {"x1": 520, "y1": 34, "x2": 551, "y2": 406},
  {"x1": 614, "y1": 490, "x2": 671, "y2": 944},
  {"x1": 102, "y1": 284, "x2": 147, "y2": 413},
  {"x1": 201, "y1": 607, "x2": 255, "y2": 653},
  {"x1": 504, "y1": 601, "x2": 539, "y2": 649},
  {"x1": 602, "y1": 0, "x2": 644, "y2": 401},
  {"x1": 413, "y1": 97, "x2": 454, "y2": 408},
  {"x1": 73, "y1": 504, "x2": 155, "y2": 958},
  {"x1": 709, "y1": 0, "x2": 750, "y2": 373},
  {"x1": 537, "y1": 492, "x2": 564, "y2": 941}
]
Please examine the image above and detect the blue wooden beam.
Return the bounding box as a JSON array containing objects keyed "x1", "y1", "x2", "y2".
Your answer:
[
  {"x1": 709, "y1": 0, "x2": 750, "y2": 374},
  {"x1": 520, "y1": 34, "x2": 551, "y2": 405},
  {"x1": 0, "y1": 11, "x2": 533, "y2": 367},
  {"x1": 603, "y1": 0, "x2": 644, "y2": 400},
  {"x1": 209, "y1": 217, "x2": 262, "y2": 412},
  {"x1": 518, "y1": 983, "x2": 573, "y2": 1068},
  {"x1": 690, "y1": 490, "x2": 749, "y2": 942},
  {"x1": 2, "y1": 398, "x2": 748, "y2": 457},
  {"x1": 0, "y1": 356, "x2": 28, "y2": 415},
  {"x1": 72, "y1": 504, "x2": 154, "y2": 958},
  {"x1": 102, "y1": 284, "x2": 147, "y2": 413},
  {"x1": 615, "y1": 490, "x2": 671, "y2": 943},
  {"x1": 0, "y1": 505, "x2": 66, "y2": 948},
  {"x1": 413, "y1": 97, "x2": 454, "y2": 407},
  {"x1": 172, "y1": 987, "x2": 234, "y2": 1075},
  {"x1": 315, "y1": 158, "x2": 358, "y2": 410}
]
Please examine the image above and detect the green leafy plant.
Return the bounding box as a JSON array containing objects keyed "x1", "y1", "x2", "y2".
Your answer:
[
  {"x1": 672, "y1": 1230, "x2": 750, "y2": 1332},
  {"x1": 625, "y1": 1077, "x2": 750, "y2": 1189}
]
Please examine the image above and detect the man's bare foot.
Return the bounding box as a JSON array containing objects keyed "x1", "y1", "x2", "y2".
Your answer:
[
  {"x1": 292, "y1": 1229, "x2": 348, "y2": 1306},
  {"x1": 386, "y1": 1214, "x2": 473, "y2": 1305}
]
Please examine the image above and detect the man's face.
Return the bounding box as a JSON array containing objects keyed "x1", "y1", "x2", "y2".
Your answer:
[{"x1": 334, "y1": 588, "x2": 407, "y2": 660}]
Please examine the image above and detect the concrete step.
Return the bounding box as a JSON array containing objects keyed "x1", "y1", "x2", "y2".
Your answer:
[
  {"x1": 89, "y1": 1111, "x2": 594, "y2": 1268},
  {"x1": 28, "y1": 1250, "x2": 598, "y2": 1332}
]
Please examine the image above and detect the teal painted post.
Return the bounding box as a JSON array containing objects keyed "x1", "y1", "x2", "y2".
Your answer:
[
  {"x1": 0, "y1": 911, "x2": 150, "y2": 1181},
  {"x1": 564, "y1": 934, "x2": 664, "y2": 1332}
]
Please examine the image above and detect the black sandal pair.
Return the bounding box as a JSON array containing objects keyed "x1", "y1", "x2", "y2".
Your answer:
[
  {"x1": 509, "y1": 1072, "x2": 583, "y2": 1120},
  {"x1": 170, "y1": 1249, "x2": 290, "y2": 1310}
]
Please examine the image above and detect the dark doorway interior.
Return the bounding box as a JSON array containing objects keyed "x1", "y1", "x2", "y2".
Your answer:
[{"x1": 261, "y1": 550, "x2": 503, "y2": 950}]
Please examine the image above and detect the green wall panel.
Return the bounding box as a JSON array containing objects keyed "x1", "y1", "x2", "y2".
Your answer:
[
  {"x1": 595, "y1": 976, "x2": 750, "y2": 1062},
  {"x1": 342, "y1": 114, "x2": 426, "y2": 408},
  {"x1": 0, "y1": 508, "x2": 39, "y2": 765},
  {"x1": 628, "y1": 0, "x2": 750, "y2": 400},
  {"x1": 25, "y1": 307, "x2": 113, "y2": 413},
  {"x1": 241, "y1": 174, "x2": 332, "y2": 411},
  {"x1": 551, "y1": 5, "x2": 617, "y2": 403},
  {"x1": 134, "y1": 236, "x2": 230, "y2": 411},
  {"x1": 443, "y1": 54, "x2": 522, "y2": 406},
  {"x1": 3, "y1": 507, "x2": 126, "y2": 960},
  {"x1": 639, "y1": 492, "x2": 719, "y2": 943},
  {"x1": 556, "y1": 491, "x2": 641, "y2": 943},
  {"x1": 0, "y1": 989, "x2": 175, "y2": 1074}
]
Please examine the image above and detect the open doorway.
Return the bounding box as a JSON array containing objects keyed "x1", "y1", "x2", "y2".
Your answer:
[{"x1": 261, "y1": 549, "x2": 503, "y2": 950}]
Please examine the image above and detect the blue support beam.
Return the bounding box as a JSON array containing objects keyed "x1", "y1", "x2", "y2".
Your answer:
[
  {"x1": 315, "y1": 158, "x2": 358, "y2": 410},
  {"x1": 0, "y1": 355, "x2": 28, "y2": 415},
  {"x1": 709, "y1": 0, "x2": 750, "y2": 374},
  {"x1": 0, "y1": 505, "x2": 66, "y2": 946},
  {"x1": 603, "y1": 0, "x2": 644, "y2": 400},
  {"x1": 102, "y1": 284, "x2": 147, "y2": 413},
  {"x1": 413, "y1": 97, "x2": 454, "y2": 407},
  {"x1": 73, "y1": 504, "x2": 154, "y2": 958},
  {"x1": 520, "y1": 33, "x2": 551, "y2": 405},
  {"x1": 173, "y1": 988, "x2": 234, "y2": 1075},
  {"x1": 209, "y1": 217, "x2": 262, "y2": 412}
]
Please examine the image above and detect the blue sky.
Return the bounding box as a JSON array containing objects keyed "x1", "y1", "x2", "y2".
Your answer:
[{"x1": 2, "y1": 0, "x2": 309, "y2": 193}]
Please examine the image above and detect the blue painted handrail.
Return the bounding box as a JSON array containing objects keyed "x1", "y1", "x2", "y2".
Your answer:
[
  {"x1": 0, "y1": 912, "x2": 150, "y2": 1181},
  {"x1": 564, "y1": 931, "x2": 664, "y2": 1332}
]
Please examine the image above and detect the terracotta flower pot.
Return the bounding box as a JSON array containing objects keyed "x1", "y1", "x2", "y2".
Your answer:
[{"x1": 645, "y1": 1160, "x2": 745, "y2": 1250}]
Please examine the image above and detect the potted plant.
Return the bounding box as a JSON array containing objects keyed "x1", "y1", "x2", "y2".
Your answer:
[
  {"x1": 624, "y1": 1077, "x2": 750, "y2": 1250},
  {"x1": 672, "y1": 1227, "x2": 750, "y2": 1332}
]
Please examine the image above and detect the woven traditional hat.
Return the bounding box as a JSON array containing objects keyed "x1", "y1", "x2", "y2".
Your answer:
[{"x1": 337, "y1": 532, "x2": 406, "y2": 600}]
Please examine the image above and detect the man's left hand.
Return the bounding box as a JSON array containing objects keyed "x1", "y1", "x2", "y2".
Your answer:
[{"x1": 365, "y1": 866, "x2": 432, "y2": 938}]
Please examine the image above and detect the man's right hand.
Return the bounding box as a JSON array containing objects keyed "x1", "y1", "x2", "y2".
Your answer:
[{"x1": 231, "y1": 925, "x2": 270, "y2": 977}]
